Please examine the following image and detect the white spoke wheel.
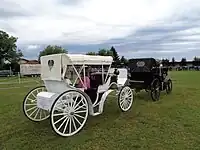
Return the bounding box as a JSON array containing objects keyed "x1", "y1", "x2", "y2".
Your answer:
[
  {"x1": 50, "y1": 90, "x2": 89, "y2": 137},
  {"x1": 118, "y1": 86, "x2": 134, "y2": 112},
  {"x1": 23, "y1": 86, "x2": 50, "y2": 122}
]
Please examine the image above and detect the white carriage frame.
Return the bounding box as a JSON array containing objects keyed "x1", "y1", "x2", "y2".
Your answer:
[
  {"x1": 23, "y1": 53, "x2": 133, "y2": 137},
  {"x1": 39, "y1": 53, "x2": 127, "y2": 116}
]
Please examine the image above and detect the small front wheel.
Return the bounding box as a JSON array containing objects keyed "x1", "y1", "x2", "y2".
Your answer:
[
  {"x1": 118, "y1": 86, "x2": 134, "y2": 112},
  {"x1": 23, "y1": 86, "x2": 50, "y2": 122}
]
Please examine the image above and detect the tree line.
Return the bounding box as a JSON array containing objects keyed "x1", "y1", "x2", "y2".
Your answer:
[
  {"x1": 38, "y1": 45, "x2": 128, "y2": 67},
  {"x1": 160, "y1": 57, "x2": 200, "y2": 67},
  {"x1": 1, "y1": 30, "x2": 200, "y2": 73},
  {"x1": 38, "y1": 45, "x2": 200, "y2": 67}
]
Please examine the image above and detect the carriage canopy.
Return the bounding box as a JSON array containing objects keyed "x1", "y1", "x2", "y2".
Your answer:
[
  {"x1": 128, "y1": 58, "x2": 160, "y2": 72},
  {"x1": 40, "y1": 53, "x2": 113, "y2": 81}
]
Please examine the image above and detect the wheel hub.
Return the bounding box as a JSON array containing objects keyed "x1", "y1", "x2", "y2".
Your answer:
[
  {"x1": 70, "y1": 112, "x2": 75, "y2": 116},
  {"x1": 67, "y1": 107, "x2": 75, "y2": 116},
  {"x1": 124, "y1": 93, "x2": 131, "y2": 102},
  {"x1": 125, "y1": 95, "x2": 129, "y2": 99},
  {"x1": 31, "y1": 100, "x2": 36, "y2": 103}
]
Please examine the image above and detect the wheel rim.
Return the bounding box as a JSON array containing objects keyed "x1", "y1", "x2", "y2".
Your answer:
[
  {"x1": 23, "y1": 86, "x2": 50, "y2": 121},
  {"x1": 51, "y1": 91, "x2": 88, "y2": 137},
  {"x1": 151, "y1": 79, "x2": 160, "y2": 101},
  {"x1": 166, "y1": 79, "x2": 172, "y2": 94},
  {"x1": 119, "y1": 86, "x2": 133, "y2": 111}
]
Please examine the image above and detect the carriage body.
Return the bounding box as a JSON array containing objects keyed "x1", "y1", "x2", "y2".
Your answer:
[
  {"x1": 23, "y1": 53, "x2": 134, "y2": 137},
  {"x1": 127, "y1": 58, "x2": 172, "y2": 100}
]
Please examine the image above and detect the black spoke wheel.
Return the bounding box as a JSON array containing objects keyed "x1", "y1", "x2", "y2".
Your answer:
[
  {"x1": 166, "y1": 79, "x2": 172, "y2": 94},
  {"x1": 150, "y1": 78, "x2": 161, "y2": 101}
]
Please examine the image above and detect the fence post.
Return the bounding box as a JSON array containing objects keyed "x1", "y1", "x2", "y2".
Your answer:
[{"x1": 18, "y1": 72, "x2": 21, "y2": 84}]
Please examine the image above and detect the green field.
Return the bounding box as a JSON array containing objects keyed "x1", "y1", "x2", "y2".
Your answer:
[{"x1": 1, "y1": 71, "x2": 200, "y2": 150}]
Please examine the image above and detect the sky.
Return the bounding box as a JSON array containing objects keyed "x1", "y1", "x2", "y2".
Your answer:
[{"x1": 1, "y1": 0, "x2": 200, "y2": 61}]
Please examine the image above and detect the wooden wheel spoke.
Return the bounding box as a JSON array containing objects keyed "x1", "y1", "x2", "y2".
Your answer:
[
  {"x1": 69, "y1": 118, "x2": 72, "y2": 134},
  {"x1": 74, "y1": 113, "x2": 85, "y2": 119},
  {"x1": 31, "y1": 93, "x2": 37, "y2": 99},
  {"x1": 34, "y1": 108, "x2": 40, "y2": 119},
  {"x1": 43, "y1": 110, "x2": 47, "y2": 117},
  {"x1": 58, "y1": 117, "x2": 68, "y2": 131},
  {"x1": 53, "y1": 113, "x2": 68, "y2": 117},
  {"x1": 26, "y1": 103, "x2": 36, "y2": 106},
  {"x1": 75, "y1": 104, "x2": 87, "y2": 111},
  {"x1": 54, "y1": 115, "x2": 67, "y2": 125},
  {"x1": 27, "y1": 98, "x2": 35, "y2": 101},
  {"x1": 26, "y1": 106, "x2": 37, "y2": 112},
  {"x1": 71, "y1": 117, "x2": 77, "y2": 131},
  {"x1": 39, "y1": 109, "x2": 42, "y2": 119},
  {"x1": 29, "y1": 107, "x2": 39, "y2": 117},
  {"x1": 74, "y1": 115, "x2": 82, "y2": 126},
  {"x1": 63, "y1": 118, "x2": 70, "y2": 134},
  {"x1": 74, "y1": 97, "x2": 84, "y2": 110},
  {"x1": 72, "y1": 95, "x2": 79, "y2": 108}
]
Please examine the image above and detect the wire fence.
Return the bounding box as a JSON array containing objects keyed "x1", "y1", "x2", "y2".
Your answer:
[{"x1": 0, "y1": 76, "x2": 43, "y2": 90}]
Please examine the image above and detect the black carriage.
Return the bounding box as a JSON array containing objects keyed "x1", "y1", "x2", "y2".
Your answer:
[{"x1": 126, "y1": 58, "x2": 172, "y2": 101}]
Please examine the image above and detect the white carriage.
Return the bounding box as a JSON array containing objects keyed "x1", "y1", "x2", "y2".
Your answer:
[{"x1": 23, "y1": 53, "x2": 134, "y2": 137}]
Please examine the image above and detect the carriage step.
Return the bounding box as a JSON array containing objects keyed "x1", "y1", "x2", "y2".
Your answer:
[{"x1": 92, "y1": 112, "x2": 101, "y2": 116}]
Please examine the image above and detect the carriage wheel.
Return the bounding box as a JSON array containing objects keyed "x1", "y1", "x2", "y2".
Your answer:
[
  {"x1": 166, "y1": 79, "x2": 172, "y2": 94},
  {"x1": 118, "y1": 86, "x2": 134, "y2": 112},
  {"x1": 150, "y1": 79, "x2": 161, "y2": 101},
  {"x1": 23, "y1": 86, "x2": 50, "y2": 122},
  {"x1": 50, "y1": 90, "x2": 89, "y2": 137}
]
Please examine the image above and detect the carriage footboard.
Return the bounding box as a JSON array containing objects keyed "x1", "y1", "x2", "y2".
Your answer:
[{"x1": 37, "y1": 92, "x2": 59, "y2": 111}]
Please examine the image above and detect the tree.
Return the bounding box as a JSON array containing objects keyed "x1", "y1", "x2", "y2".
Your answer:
[
  {"x1": 97, "y1": 48, "x2": 113, "y2": 56},
  {"x1": 161, "y1": 58, "x2": 169, "y2": 66},
  {"x1": 180, "y1": 57, "x2": 187, "y2": 66},
  {"x1": 0, "y1": 30, "x2": 23, "y2": 69},
  {"x1": 193, "y1": 56, "x2": 200, "y2": 61},
  {"x1": 86, "y1": 49, "x2": 113, "y2": 56},
  {"x1": 110, "y1": 46, "x2": 120, "y2": 65},
  {"x1": 120, "y1": 56, "x2": 128, "y2": 66},
  {"x1": 97, "y1": 49, "x2": 108, "y2": 56},
  {"x1": 172, "y1": 57, "x2": 175, "y2": 66},
  {"x1": 86, "y1": 52, "x2": 96, "y2": 55},
  {"x1": 105, "y1": 49, "x2": 113, "y2": 56},
  {"x1": 193, "y1": 56, "x2": 200, "y2": 66},
  {"x1": 38, "y1": 45, "x2": 67, "y2": 62}
]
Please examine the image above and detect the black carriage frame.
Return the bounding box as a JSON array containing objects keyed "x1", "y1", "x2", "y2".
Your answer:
[{"x1": 126, "y1": 58, "x2": 172, "y2": 101}]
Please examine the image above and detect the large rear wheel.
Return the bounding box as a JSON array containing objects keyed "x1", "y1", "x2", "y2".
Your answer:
[
  {"x1": 166, "y1": 79, "x2": 172, "y2": 94},
  {"x1": 50, "y1": 90, "x2": 89, "y2": 137},
  {"x1": 150, "y1": 79, "x2": 161, "y2": 101}
]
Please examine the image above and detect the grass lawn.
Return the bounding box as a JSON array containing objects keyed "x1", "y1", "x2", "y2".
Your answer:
[{"x1": 1, "y1": 71, "x2": 200, "y2": 150}]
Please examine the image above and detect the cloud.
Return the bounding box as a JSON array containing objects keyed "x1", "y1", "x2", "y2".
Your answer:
[
  {"x1": 27, "y1": 45, "x2": 40, "y2": 50},
  {"x1": 0, "y1": 0, "x2": 200, "y2": 61}
]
